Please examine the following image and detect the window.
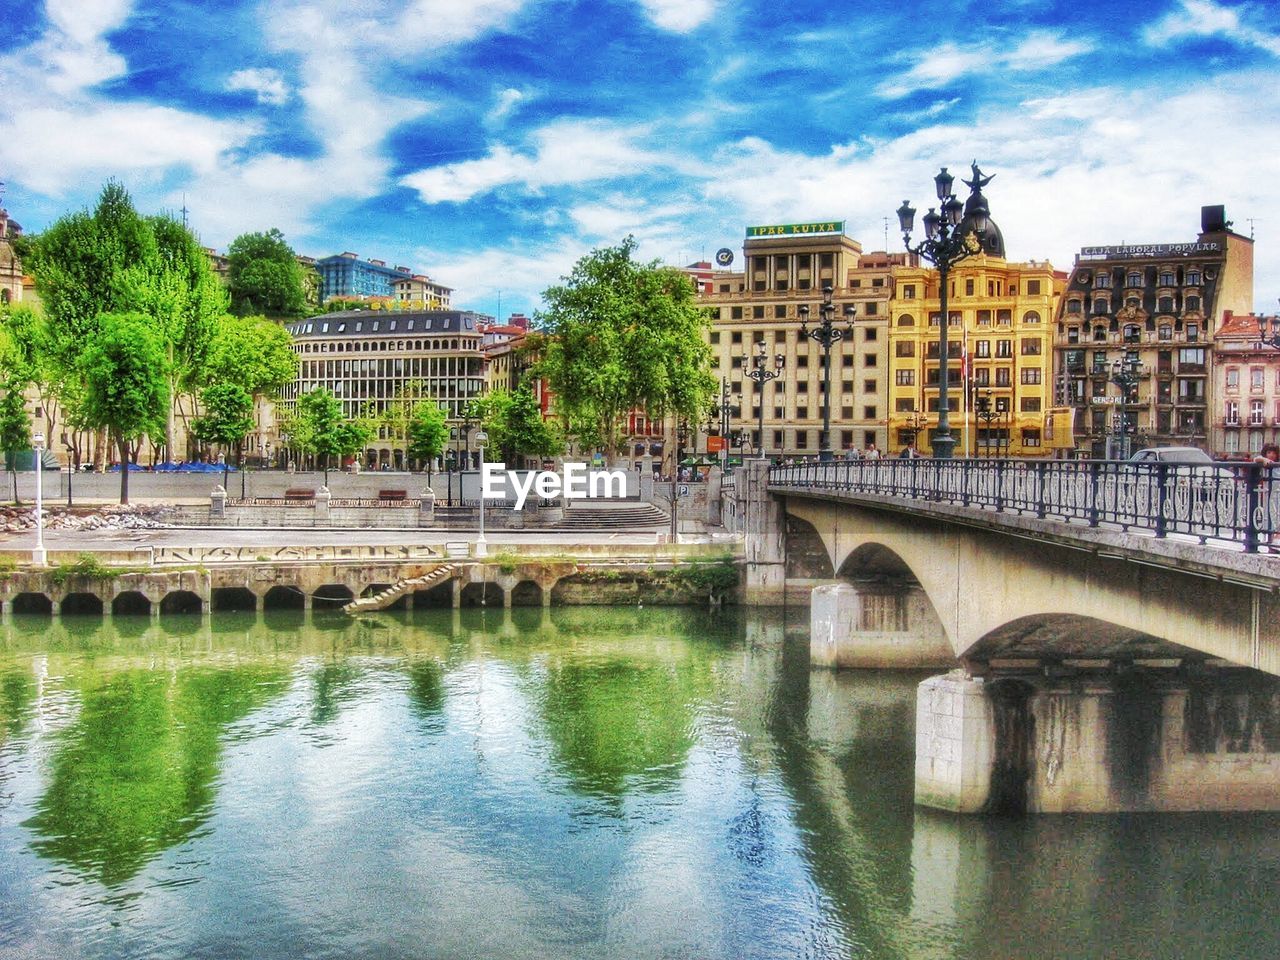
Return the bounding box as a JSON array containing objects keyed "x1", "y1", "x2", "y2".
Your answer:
[
  {"x1": 864, "y1": 379, "x2": 877, "y2": 394},
  {"x1": 975, "y1": 368, "x2": 990, "y2": 386},
  {"x1": 896, "y1": 370, "x2": 915, "y2": 386},
  {"x1": 997, "y1": 309, "x2": 1012, "y2": 324},
  {"x1": 864, "y1": 327, "x2": 878, "y2": 340},
  {"x1": 1095, "y1": 272, "x2": 1111, "y2": 288},
  {"x1": 731, "y1": 307, "x2": 743, "y2": 320},
  {"x1": 710, "y1": 332, "x2": 720, "y2": 345},
  {"x1": 929, "y1": 312, "x2": 941, "y2": 326},
  {"x1": 1187, "y1": 323, "x2": 1200, "y2": 342},
  {"x1": 897, "y1": 314, "x2": 915, "y2": 327},
  {"x1": 864, "y1": 354, "x2": 877, "y2": 368},
  {"x1": 996, "y1": 340, "x2": 1012, "y2": 358},
  {"x1": 1159, "y1": 270, "x2": 1175, "y2": 286},
  {"x1": 1252, "y1": 367, "x2": 1265, "y2": 391},
  {"x1": 864, "y1": 302, "x2": 879, "y2": 317},
  {"x1": 996, "y1": 367, "x2": 1011, "y2": 386},
  {"x1": 1226, "y1": 367, "x2": 1239, "y2": 390},
  {"x1": 1067, "y1": 326, "x2": 1080, "y2": 344},
  {"x1": 1251, "y1": 399, "x2": 1265, "y2": 425},
  {"x1": 965, "y1": 279, "x2": 975, "y2": 296},
  {"x1": 797, "y1": 354, "x2": 809, "y2": 368},
  {"x1": 1023, "y1": 310, "x2": 1041, "y2": 324},
  {"x1": 1127, "y1": 273, "x2": 1143, "y2": 288},
  {"x1": 896, "y1": 341, "x2": 915, "y2": 357},
  {"x1": 863, "y1": 405, "x2": 877, "y2": 419},
  {"x1": 752, "y1": 306, "x2": 765, "y2": 319},
  {"x1": 1157, "y1": 296, "x2": 1174, "y2": 313},
  {"x1": 1027, "y1": 280, "x2": 1041, "y2": 295},
  {"x1": 1178, "y1": 379, "x2": 1205, "y2": 401},
  {"x1": 1186, "y1": 296, "x2": 1200, "y2": 312},
  {"x1": 1020, "y1": 338, "x2": 1042, "y2": 355},
  {"x1": 1022, "y1": 428, "x2": 1042, "y2": 448},
  {"x1": 796, "y1": 380, "x2": 809, "y2": 393},
  {"x1": 731, "y1": 332, "x2": 742, "y2": 344},
  {"x1": 1021, "y1": 397, "x2": 1041, "y2": 412},
  {"x1": 895, "y1": 397, "x2": 915, "y2": 412},
  {"x1": 774, "y1": 305, "x2": 787, "y2": 318},
  {"x1": 1226, "y1": 400, "x2": 1240, "y2": 424},
  {"x1": 1158, "y1": 324, "x2": 1172, "y2": 341},
  {"x1": 1066, "y1": 299, "x2": 1082, "y2": 315},
  {"x1": 1123, "y1": 324, "x2": 1140, "y2": 343},
  {"x1": 820, "y1": 253, "x2": 834, "y2": 268},
  {"x1": 975, "y1": 340, "x2": 990, "y2": 358},
  {"x1": 842, "y1": 354, "x2": 854, "y2": 367},
  {"x1": 1093, "y1": 298, "x2": 1110, "y2": 315},
  {"x1": 1021, "y1": 368, "x2": 1042, "y2": 385},
  {"x1": 902, "y1": 284, "x2": 916, "y2": 299}
]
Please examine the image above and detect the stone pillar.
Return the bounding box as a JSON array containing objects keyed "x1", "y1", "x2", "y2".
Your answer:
[
  {"x1": 1, "y1": 599, "x2": 11, "y2": 620},
  {"x1": 640, "y1": 455, "x2": 655, "y2": 502},
  {"x1": 740, "y1": 459, "x2": 786, "y2": 605},
  {"x1": 915, "y1": 670, "x2": 997, "y2": 814},
  {"x1": 451, "y1": 577, "x2": 462, "y2": 609},
  {"x1": 50, "y1": 599, "x2": 61, "y2": 617},
  {"x1": 705, "y1": 467, "x2": 723, "y2": 526},
  {"x1": 811, "y1": 582, "x2": 954, "y2": 669},
  {"x1": 303, "y1": 594, "x2": 314, "y2": 611},
  {"x1": 210, "y1": 484, "x2": 227, "y2": 519},
  {"x1": 315, "y1": 486, "x2": 331, "y2": 524},
  {"x1": 419, "y1": 487, "x2": 436, "y2": 526}
]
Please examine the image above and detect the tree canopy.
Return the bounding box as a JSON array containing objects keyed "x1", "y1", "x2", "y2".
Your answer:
[
  {"x1": 536, "y1": 237, "x2": 716, "y2": 458},
  {"x1": 290, "y1": 387, "x2": 373, "y2": 485},
  {"x1": 405, "y1": 399, "x2": 449, "y2": 475},
  {"x1": 226, "y1": 229, "x2": 308, "y2": 318},
  {"x1": 204, "y1": 314, "x2": 298, "y2": 399},
  {"x1": 472, "y1": 385, "x2": 563, "y2": 466},
  {"x1": 193, "y1": 383, "x2": 255, "y2": 486}
]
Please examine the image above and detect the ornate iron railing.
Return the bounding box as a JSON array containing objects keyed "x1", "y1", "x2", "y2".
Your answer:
[{"x1": 768, "y1": 459, "x2": 1279, "y2": 553}]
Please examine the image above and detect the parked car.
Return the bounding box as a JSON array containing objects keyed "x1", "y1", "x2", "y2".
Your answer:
[
  {"x1": 1124, "y1": 446, "x2": 1237, "y2": 508},
  {"x1": 1127, "y1": 446, "x2": 1214, "y2": 465}
]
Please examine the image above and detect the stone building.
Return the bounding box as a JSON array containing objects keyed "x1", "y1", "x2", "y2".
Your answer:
[
  {"x1": 0, "y1": 206, "x2": 25, "y2": 306},
  {"x1": 1211, "y1": 310, "x2": 1280, "y2": 457},
  {"x1": 280, "y1": 309, "x2": 487, "y2": 470},
  {"x1": 696, "y1": 225, "x2": 899, "y2": 457},
  {"x1": 1052, "y1": 205, "x2": 1254, "y2": 457}
]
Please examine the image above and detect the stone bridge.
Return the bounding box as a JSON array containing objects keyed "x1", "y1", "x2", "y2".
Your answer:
[{"x1": 730, "y1": 459, "x2": 1280, "y2": 815}]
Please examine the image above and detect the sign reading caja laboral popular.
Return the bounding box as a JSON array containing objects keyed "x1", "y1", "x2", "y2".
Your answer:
[{"x1": 746, "y1": 221, "x2": 844, "y2": 237}]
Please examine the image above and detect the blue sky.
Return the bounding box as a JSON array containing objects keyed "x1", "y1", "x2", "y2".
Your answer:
[{"x1": 1, "y1": 0, "x2": 1278, "y2": 318}]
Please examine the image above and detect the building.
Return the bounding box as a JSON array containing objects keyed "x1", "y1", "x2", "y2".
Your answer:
[
  {"x1": 1052, "y1": 205, "x2": 1254, "y2": 457},
  {"x1": 697, "y1": 224, "x2": 898, "y2": 458},
  {"x1": 317, "y1": 252, "x2": 451, "y2": 305},
  {"x1": 1, "y1": 206, "x2": 24, "y2": 306},
  {"x1": 886, "y1": 175, "x2": 1064, "y2": 457},
  {"x1": 1211, "y1": 310, "x2": 1280, "y2": 456},
  {"x1": 279, "y1": 309, "x2": 487, "y2": 470}
]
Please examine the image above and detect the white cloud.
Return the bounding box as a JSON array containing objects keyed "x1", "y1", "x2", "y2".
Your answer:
[
  {"x1": 637, "y1": 0, "x2": 716, "y2": 33},
  {"x1": 1142, "y1": 0, "x2": 1280, "y2": 56},
  {"x1": 226, "y1": 67, "x2": 290, "y2": 105},
  {"x1": 394, "y1": 0, "x2": 529, "y2": 47},
  {"x1": 486, "y1": 87, "x2": 527, "y2": 127},
  {"x1": 401, "y1": 120, "x2": 684, "y2": 204},
  {"x1": 877, "y1": 30, "x2": 1095, "y2": 98}
]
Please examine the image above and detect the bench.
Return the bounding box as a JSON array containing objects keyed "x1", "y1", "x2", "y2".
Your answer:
[
  {"x1": 444, "y1": 541, "x2": 471, "y2": 558},
  {"x1": 378, "y1": 489, "x2": 409, "y2": 501},
  {"x1": 284, "y1": 488, "x2": 316, "y2": 501}
]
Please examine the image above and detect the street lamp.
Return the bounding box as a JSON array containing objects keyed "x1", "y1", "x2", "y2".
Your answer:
[
  {"x1": 897, "y1": 166, "x2": 990, "y2": 458},
  {"x1": 32, "y1": 431, "x2": 46, "y2": 565},
  {"x1": 1255, "y1": 305, "x2": 1280, "y2": 349},
  {"x1": 473, "y1": 429, "x2": 488, "y2": 557},
  {"x1": 743, "y1": 341, "x2": 785, "y2": 459},
  {"x1": 706, "y1": 377, "x2": 740, "y2": 474},
  {"x1": 1108, "y1": 356, "x2": 1142, "y2": 459},
  {"x1": 975, "y1": 391, "x2": 1000, "y2": 457},
  {"x1": 799, "y1": 285, "x2": 857, "y2": 461},
  {"x1": 61, "y1": 433, "x2": 72, "y2": 507}
]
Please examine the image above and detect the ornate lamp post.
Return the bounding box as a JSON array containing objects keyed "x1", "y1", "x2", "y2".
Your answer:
[
  {"x1": 1255, "y1": 305, "x2": 1280, "y2": 349},
  {"x1": 473, "y1": 429, "x2": 488, "y2": 557},
  {"x1": 897, "y1": 167, "x2": 989, "y2": 459},
  {"x1": 32, "y1": 430, "x2": 46, "y2": 566},
  {"x1": 743, "y1": 341, "x2": 785, "y2": 459},
  {"x1": 975, "y1": 391, "x2": 1000, "y2": 457},
  {"x1": 799, "y1": 285, "x2": 856, "y2": 461},
  {"x1": 706, "y1": 377, "x2": 739, "y2": 474},
  {"x1": 1108, "y1": 356, "x2": 1142, "y2": 459}
]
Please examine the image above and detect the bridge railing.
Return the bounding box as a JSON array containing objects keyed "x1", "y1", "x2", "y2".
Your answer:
[{"x1": 768, "y1": 458, "x2": 1279, "y2": 552}]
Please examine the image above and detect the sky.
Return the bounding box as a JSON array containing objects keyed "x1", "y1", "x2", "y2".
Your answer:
[{"x1": 1, "y1": 0, "x2": 1278, "y2": 319}]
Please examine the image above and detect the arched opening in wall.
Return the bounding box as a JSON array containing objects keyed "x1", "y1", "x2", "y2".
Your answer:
[
  {"x1": 112, "y1": 591, "x2": 152, "y2": 616},
  {"x1": 312, "y1": 584, "x2": 355, "y2": 609},
  {"x1": 361, "y1": 583, "x2": 407, "y2": 611},
  {"x1": 785, "y1": 515, "x2": 834, "y2": 579},
  {"x1": 459, "y1": 582, "x2": 502, "y2": 607},
  {"x1": 211, "y1": 587, "x2": 258, "y2": 612},
  {"x1": 836, "y1": 542, "x2": 917, "y2": 582},
  {"x1": 12, "y1": 592, "x2": 53, "y2": 615},
  {"x1": 160, "y1": 590, "x2": 203, "y2": 615},
  {"x1": 412, "y1": 581, "x2": 453, "y2": 609},
  {"x1": 263, "y1": 585, "x2": 306, "y2": 611},
  {"x1": 962, "y1": 613, "x2": 1203, "y2": 671},
  {"x1": 510, "y1": 580, "x2": 542, "y2": 606},
  {"x1": 61, "y1": 593, "x2": 104, "y2": 616}
]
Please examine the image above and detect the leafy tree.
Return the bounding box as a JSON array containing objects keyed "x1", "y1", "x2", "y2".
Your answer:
[
  {"x1": 0, "y1": 377, "x2": 30, "y2": 505},
  {"x1": 291, "y1": 387, "x2": 373, "y2": 485},
  {"x1": 406, "y1": 398, "x2": 449, "y2": 477},
  {"x1": 204, "y1": 314, "x2": 297, "y2": 455},
  {"x1": 473, "y1": 384, "x2": 563, "y2": 466},
  {"x1": 78, "y1": 312, "x2": 168, "y2": 504},
  {"x1": 536, "y1": 237, "x2": 716, "y2": 460},
  {"x1": 226, "y1": 229, "x2": 307, "y2": 318},
  {"x1": 192, "y1": 383, "x2": 255, "y2": 488}
]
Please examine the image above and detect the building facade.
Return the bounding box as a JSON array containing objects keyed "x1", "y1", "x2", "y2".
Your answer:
[
  {"x1": 0, "y1": 207, "x2": 24, "y2": 306},
  {"x1": 1052, "y1": 205, "x2": 1254, "y2": 457},
  {"x1": 696, "y1": 226, "x2": 898, "y2": 458},
  {"x1": 393, "y1": 273, "x2": 453, "y2": 309},
  {"x1": 1211, "y1": 310, "x2": 1280, "y2": 457},
  {"x1": 280, "y1": 309, "x2": 487, "y2": 469},
  {"x1": 316, "y1": 253, "x2": 437, "y2": 303}
]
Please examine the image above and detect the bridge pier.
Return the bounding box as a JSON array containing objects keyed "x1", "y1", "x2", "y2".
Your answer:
[
  {"x1": 916, "y1": 669, "x2": 1280, "y2": 814},
  {"x1": 739, "y1": 460, "x2": 786, "y2": 605},
  {"x1": 811, "y1": 582, "x2": 953, "y2": 668}
]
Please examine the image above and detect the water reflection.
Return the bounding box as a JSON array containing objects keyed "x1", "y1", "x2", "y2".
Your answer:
[{"x1": 0, "y1": 609, "x2": 1275, "y2": 959}]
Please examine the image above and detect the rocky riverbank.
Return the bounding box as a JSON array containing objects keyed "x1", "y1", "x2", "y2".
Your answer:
[{"x1": 1, "y1": 504, "x2": 174, "y2": 533}]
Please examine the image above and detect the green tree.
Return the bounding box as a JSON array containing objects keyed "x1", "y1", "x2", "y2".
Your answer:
[
  {"x1": 536, "y1": 237, "x2": 716, "y2": 459},
  {"x1": 205, "y1": 314, "x2": 298, "y2": 457},
  {"x1": 292, "y1": 387, "x2": 373, "y2": 485},
  {"x1": 473, "y1": 384, "x2": 563, "y2": 466},
  {"x1": 406, "y1": 398, "x2": 449, "y2": 477},
  {"x1": 0, "y1": 377, "x2": 30, "y2": 505},
  {"x1": 192, "y1": 383, "x2": 255, "y2": 488},
  {"x1": 78, "y1": 312, "x2": 168, "y2": 504},
  {"x1": 226, "y1": 229, "x2": 307, "y2": 318}
]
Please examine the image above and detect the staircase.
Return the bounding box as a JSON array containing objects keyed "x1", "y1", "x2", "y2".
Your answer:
[
  {"x1": 343, "y1": 563, "x2": 457, "y2": 614},
  {"x1": 552, "y1": 502, "x2": 670, "y2": 529}
]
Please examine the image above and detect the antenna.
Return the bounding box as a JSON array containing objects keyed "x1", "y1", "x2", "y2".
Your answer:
[
  {"x1": 1247, "y1": 217, "x2": 1261, "y2": 240},
  {"x1": 496, "y1": 289, "x2": 501, "y2": 323},
  {"x1": 180, "y1": 193, "x2": 189, "y2": 229},
  {"x1": 883, "y1": 217, "x2": 890, "y2": 251}
]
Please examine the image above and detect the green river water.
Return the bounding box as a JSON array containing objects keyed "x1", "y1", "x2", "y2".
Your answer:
[{"x1": 0, "y1": 607, "x2": 1277, "y2": 959}]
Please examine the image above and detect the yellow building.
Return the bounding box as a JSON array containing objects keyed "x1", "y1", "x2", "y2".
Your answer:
[
  {"x1": 886, "y1": 183, "x2": 1064, "y2": 458},
  {"x1": 697, "y1": 225, "x2": 904, "y2": 457}
]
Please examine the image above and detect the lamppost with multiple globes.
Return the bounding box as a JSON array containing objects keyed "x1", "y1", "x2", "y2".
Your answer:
[
  {"x1": 706, "y1": 377, "x2": 740, "y2": 474},
  {"x1": 1256, "y1": 303, "x2": 1280, "y2": 349},
  {"x1": 1108, "y1": 355, "x2": 1142, "y2": 460},
  {"x1": 743, "y1": 341, "x2": 785, "y2": 459},
  {"x1": 975, "y1": 390, "x2": 1001, "y2": 457},
  {"x1": 799, "y1": 285, "x2": 856, "y2": 461},
  {"x1": 897, "y1": 167, "x2": 990, "y2": 459}
]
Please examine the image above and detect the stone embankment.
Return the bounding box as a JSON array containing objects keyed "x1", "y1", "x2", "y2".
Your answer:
[{"x1": 1, "y1": 504, "x2": 173, "y2": 533}]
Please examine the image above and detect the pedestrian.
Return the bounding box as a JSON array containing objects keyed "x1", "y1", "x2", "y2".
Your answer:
[
  {"x1": 1256, "y1": 444, "x2": 1279, "y2": 546},
  {"x1": 865, "y1": 443, "x2": 880, "y2": 460}
]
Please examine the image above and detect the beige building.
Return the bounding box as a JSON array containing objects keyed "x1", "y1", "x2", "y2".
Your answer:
[
  {"x1": 1211, "y1": 310, "x2": 1280, "y2": 457},
  {"x1": 1052, "y1": 205, "x2": 1254, "y2": 457},
  {"x1": 697, "y1": 226, "x2": 900, "y2": 457},
  {"x1": 393, "y1": 273, "x2": 453, "y2": 309},
  {"x1": 1, "y1": 207, "x2": 25, "y2": 307}
]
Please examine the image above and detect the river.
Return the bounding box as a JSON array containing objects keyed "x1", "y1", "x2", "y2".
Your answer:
[{"x1": 1, "y1": 607, "x2": 1277, "y2": 959}]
